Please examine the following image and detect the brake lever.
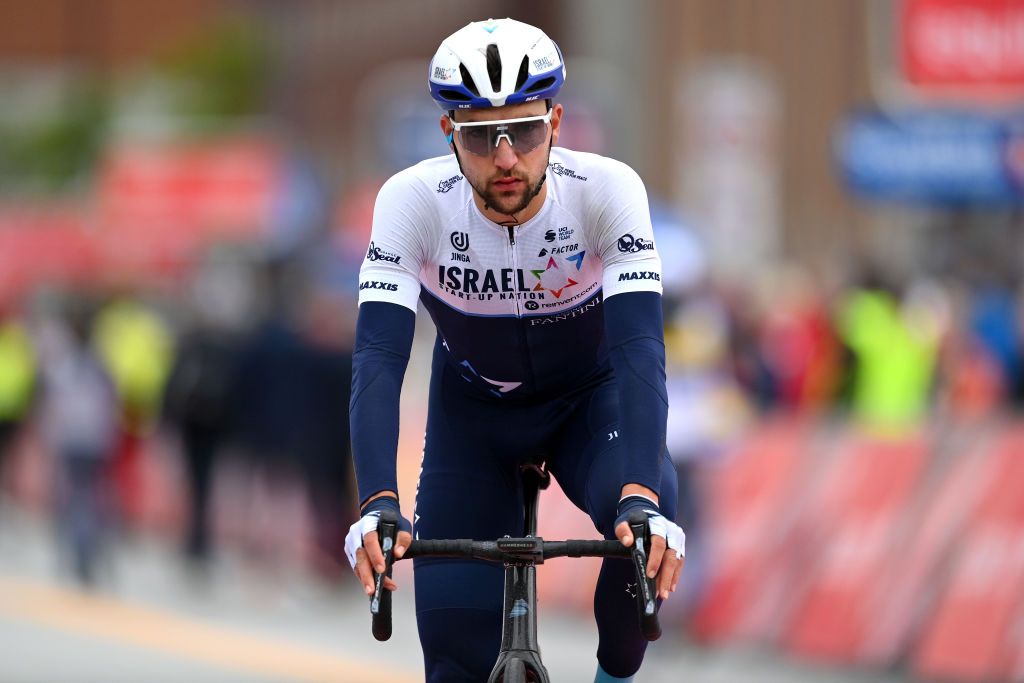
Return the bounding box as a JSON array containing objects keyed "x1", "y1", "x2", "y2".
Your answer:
[
  {"x1": 628, "y1": 513, "x2": 662, "y2": 641},
  {"x1": 370, "y1": 510, "x2": 398, "y2": 641}
]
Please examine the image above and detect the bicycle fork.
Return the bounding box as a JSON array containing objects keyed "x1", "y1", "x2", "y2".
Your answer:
[{"x1": 488, "y1": 563, "x2": 548, "y2": 682}]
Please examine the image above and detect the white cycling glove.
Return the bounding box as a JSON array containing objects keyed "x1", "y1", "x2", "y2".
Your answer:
[
  {"x1": 615, "y1": 494, "x2": 686, "y2": 560},
  {"x1": 344, "y1": 496, "x2": 411, "y2": 570}
]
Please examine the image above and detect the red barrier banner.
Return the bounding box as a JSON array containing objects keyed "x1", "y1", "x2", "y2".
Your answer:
[
  {"x1": 0, "y1": 138, "x2": 284, "y2": 302},
  {"x1": 688, "y1": 417, "x2": 814, "y2": 644},
  {"x1": 783, "y1": 431, "x2": 931, "y2": 662},
  {"x1": 859, "y1": 431, "x2": 1001, "y2": 665},
  {"x1": 913, "y1": 425, "x2": 1024, "y2": 681},
  {"x1": 901, "y1": 0, "x2": 1024, "y2": 90},
  {"x1": 0, "y1": 207, "x2": 97, "y2": 303},
  {"x1": 97, "y1": 138, "x2": 280, "y2": 238}
]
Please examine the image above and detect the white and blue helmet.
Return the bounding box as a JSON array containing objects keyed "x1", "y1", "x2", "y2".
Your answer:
[{"x1": 428, "y1": 18, "x2": 566, "y2": 110}]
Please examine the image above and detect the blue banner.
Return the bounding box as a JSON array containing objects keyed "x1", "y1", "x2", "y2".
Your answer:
[{"x1": 836, "y1": 109, "x2": 1024, "y2": 205}]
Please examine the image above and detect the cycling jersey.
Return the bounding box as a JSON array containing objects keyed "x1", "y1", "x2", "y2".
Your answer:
[{"x1": 358, "y1": 147, "x2": 663, "y2": 400}]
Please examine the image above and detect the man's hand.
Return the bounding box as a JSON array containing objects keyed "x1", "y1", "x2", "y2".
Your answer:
[
  {"x1": 614, "y1": 490, "x2": 685, "y2": 601},
  {"x1": 345, "y1": 493, "x2": 413, "y2": 595}
]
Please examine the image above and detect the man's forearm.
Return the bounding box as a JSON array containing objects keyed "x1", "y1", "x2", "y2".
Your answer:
[
  {"x1": 604, "y1": 291, "x2": 668, "y2": 496},
  {"x1": 350, "y1": 302, "x2": 416, "y2": 506}
]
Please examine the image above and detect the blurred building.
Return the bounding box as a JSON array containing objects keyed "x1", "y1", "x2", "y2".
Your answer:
[{"x1": 5, "y1": 1, "x2": 1020, "y2": 283}]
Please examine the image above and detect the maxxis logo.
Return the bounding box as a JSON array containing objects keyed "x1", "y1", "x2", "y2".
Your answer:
[
  {"x1": 618, "y1": 271, "x2": 660, "y2": 282},
  {"x1": 360, "y1": 280, "x2": 398, "y2": 292}
]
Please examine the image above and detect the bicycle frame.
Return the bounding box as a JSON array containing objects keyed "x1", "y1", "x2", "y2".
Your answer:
[
  {"x1": 369, "y1": 463, "x2": 660, "y2": 683},
  {"x1": 488, "y1": 462, "x2": 552, "y2": 682}
]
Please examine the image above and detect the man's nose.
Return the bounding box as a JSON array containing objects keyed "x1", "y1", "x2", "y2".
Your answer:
[{"x1": 493, "y1": 137, "x2": 518, "y2": 170}]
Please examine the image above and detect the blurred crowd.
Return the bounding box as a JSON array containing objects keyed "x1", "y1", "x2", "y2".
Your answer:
[
  {"x1": 662, "y1": 252, "x2": 1024, "y2": 458},
  {"x1": 0, "y1": 240, "x2": 360, "y2": 586},
  {"x1": 0, "y1": 202, "x2": 1021, "y2": 593}
]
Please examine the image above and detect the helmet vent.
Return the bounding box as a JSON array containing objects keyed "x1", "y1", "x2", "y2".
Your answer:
[
  {"x1": 439, "y1": 89, "x2": 472, "y2": 102},
  {"x1": 514, "y1": 56, "x2": 529, "y2": 92},
  {"x1": 525, "y1": 76, "x2": 556, "y2": 94},
  {"x1": 459, "y1": 63, "x2": 480, "y2": 97},
  {"x1": 485, "y1": 43, "x2": 502, "y2": 92}
]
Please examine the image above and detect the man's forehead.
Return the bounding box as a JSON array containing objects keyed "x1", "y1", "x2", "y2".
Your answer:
[{"x1": 453, "y1": 102, "x2": 550, "y2": 123}]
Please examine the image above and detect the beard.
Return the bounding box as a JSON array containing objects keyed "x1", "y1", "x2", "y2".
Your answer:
[
  {"x1": 470, "y1": 171, "x2": 538, "y2": 217},
  {"x1": 465, "y1": 143, "x2": 552, "y2": 220}
]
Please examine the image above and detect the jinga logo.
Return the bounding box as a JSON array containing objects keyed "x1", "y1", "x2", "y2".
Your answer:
[
  {"x1": 616, "y1": 234, "x2": 655, "y2": 254},
  {"x1": 360, "y1": 280, "x2": 398, "y2": 292},
  {"x1": 366, "y1": 241, "x2": 402, "y2": 264},
  {"x1": 450, "y1": 231, "x2": 470, "y2": 252},
  {"x1": 437, "y1": 174, "x2": 463, "y2": 193}
]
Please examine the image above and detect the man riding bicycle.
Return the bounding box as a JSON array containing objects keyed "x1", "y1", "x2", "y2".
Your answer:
[{"x1": 346, "y1": 18, "x2": 685, "y2": 682}]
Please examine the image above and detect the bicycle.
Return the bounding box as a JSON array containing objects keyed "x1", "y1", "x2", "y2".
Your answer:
[{"x1": 368, "y1": 463, "x2": 662, "y2": 682}]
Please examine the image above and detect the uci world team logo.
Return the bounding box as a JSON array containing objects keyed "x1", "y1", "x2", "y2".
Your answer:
[{"x1": 450, "y1": 231, "x2": 470, "y2": 252}]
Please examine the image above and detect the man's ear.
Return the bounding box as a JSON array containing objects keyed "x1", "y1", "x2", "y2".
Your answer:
[
  {"x1": 440, "y1": 115, "x2": 455, "y2": 148},
  {"x1": 549, "y1": 103, "x2": 564, "y2": 146}
]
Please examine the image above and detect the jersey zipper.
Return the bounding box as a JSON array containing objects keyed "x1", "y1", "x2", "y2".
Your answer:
[{"x1": 505, "y1": 224, "x2": 537, "y2": 393}]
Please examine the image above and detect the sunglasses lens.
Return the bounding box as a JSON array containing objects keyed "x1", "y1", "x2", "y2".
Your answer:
[
  {"x1": 508, "y1": 120, "x2": 548, "y2": 154},
  {"x1": 457, "y1": 118, "x2": 549, "y2": 156},
  {"x1": 459, "y1": 126, "x2": 493, "y2": 156}
]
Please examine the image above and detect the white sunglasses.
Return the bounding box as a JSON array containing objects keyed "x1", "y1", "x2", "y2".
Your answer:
[{"x1": 448, "y1": 112, "x2": 552, "y2": 156}]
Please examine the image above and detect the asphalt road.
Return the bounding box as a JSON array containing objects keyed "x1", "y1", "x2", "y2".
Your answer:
[{"x1": 0, "y1": 501, "x2": 910, "y2": 683}]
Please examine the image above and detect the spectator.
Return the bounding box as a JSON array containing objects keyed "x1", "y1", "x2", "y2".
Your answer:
[
  {"x1": 837, "y1": 277, "x2": 944, "y2": 433},
  {"x1": 37, "y1": 301, "x2": 119, "y2": 585},
  {"x1": 0, "y1": 308, "x2": 36, "y2": 489},
  {"x1": 162, "y1": 312, "x2": 240, "y2": 566},
  {"x1": 93, "y1": 295, "x2": 175, "y2": 525}
]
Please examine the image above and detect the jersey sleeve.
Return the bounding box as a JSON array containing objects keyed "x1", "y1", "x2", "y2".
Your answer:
[
  {"x1": 592, "y1": 161, "x2": 663, "y2": 299},
  {"x1": 358, "y1": 170, "x2": 433, "y2": 312}
]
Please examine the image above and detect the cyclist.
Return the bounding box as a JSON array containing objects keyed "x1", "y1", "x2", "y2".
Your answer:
[{"x1": 345, "y1": 18, "x2": 685, "y2": 682}]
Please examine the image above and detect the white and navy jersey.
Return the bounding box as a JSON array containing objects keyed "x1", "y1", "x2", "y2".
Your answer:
[{"x1": 358, "y1": 147, "x2": 662, "y2": 399}]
